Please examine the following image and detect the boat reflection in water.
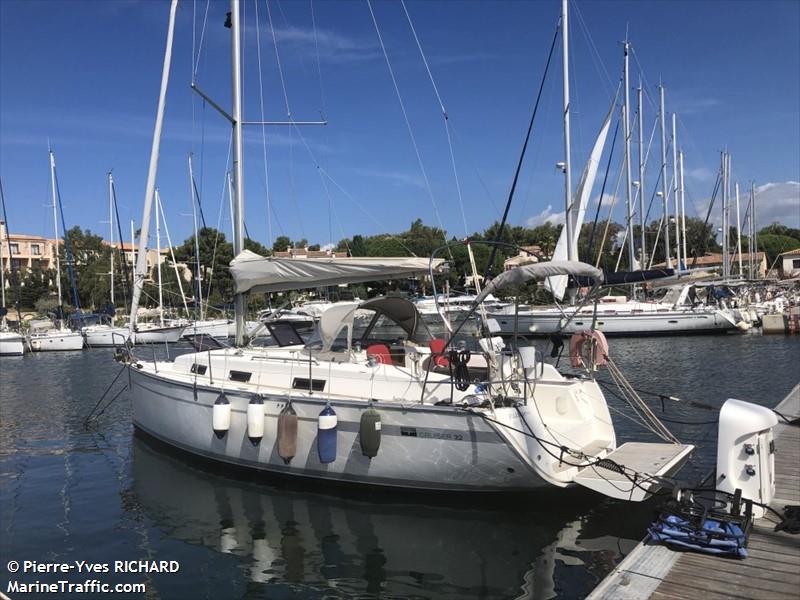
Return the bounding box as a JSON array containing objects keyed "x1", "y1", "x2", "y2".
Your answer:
[{"x1": 130, "y1": 432, "x2": 651, "y2": 599}]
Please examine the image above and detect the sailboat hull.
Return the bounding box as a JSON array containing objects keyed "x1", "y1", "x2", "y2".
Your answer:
[
  {"x1": 133, "y1": 325, "x2": 185, "y2": 344},
  {"x1": 488, "y1": 308, "x2": 737, "y2": 336},
  {"x1": 83, "y1": 325, "x2": 130, "y2": 347},
  {"x1": 129, "y1": 367, "x2": 554, "y2": 492},
  {"x1": 0, "y1": 332, "x2": 25, "y2": 355},
  {"x1": 29, "y1": 330, "x2": 85, "y2": 351}
]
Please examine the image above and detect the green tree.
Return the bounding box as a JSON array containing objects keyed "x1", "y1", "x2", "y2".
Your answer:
[
  {"x1": 758, "y1": 234, "x2": 800, "y2": 268},
  {"x1": 174, "y1": 228, "x2": 234, "y2": 308},
  {"x1": 272, "y1": 236, "x2": 292, "y2": 253}
]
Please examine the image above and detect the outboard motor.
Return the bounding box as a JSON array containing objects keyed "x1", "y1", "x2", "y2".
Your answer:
[{"x1": 716, "y1": 399, "x2": 778, "y2": 518}]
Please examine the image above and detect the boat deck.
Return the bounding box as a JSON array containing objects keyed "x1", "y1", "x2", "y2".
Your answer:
[{"x1": 588, "y1": 382, "x2": 800, "y2": 600}]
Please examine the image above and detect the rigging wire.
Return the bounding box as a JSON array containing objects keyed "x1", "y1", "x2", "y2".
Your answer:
[
  {"x1": 400, "y1": 0, "x2": 468, "y2": 237},
  {"x1": 484, "y1": 15, "x2": 561, "y2": 279},
  {"x1": 254, "y1": 0, "x2": 273, "y2": 245},
  {"x1": 265, "y1": 0, "x2": 306, "y2": 242},
  {"x1": 366, "y1": 0, "x2": 451, "y2": 254},
  {"x1": 290, "y1": 126, "x2": 417, "y2": 256}
]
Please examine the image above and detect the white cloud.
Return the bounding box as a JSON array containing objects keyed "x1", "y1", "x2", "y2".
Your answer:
[
  {"x1": 692, "y1": 181, "x2": 799, "y2": 229},
  {"x1": 350, "y1": 167, "x2": 424, "y2": 189},
  {"x1": 754, "y1": 181, "x2": 800, "y2": 228},
  {"x1": 526, "y1": 205, "x2": 566, "y2": 227},
  {"x1": 687, "y1": 167, "x2": 714, "y2": 183},
  {"x1": 320, "y1": 242, "x2": 335, "y2": 252}
]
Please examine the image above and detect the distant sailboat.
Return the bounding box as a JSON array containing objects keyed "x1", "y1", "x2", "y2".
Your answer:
[{"x1": 28, "y1": 151, "x2": 84, "y2": 352}]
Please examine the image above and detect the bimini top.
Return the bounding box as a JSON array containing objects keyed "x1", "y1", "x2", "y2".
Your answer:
[
  {"x1": 313, "y1": 297, "x2": 427, "y2": 353},
  {"x1": 474, "y1": 260, "x2": 603, "y2": 304},
  {"x1": 230, "y1": 250, "x2": 443, "y2": 294}
]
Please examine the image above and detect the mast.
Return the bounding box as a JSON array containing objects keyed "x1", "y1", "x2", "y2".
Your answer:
[
  {"x1": 49, "y1": 150, "x2": 63, "y2": 321},
  {"x1": 108, "y1": 172, "x2": 115, "y2": 306},
  {"x1": 561, "y1": 0, "x2": 574, "y2": 261},
  {"x1": 188, "y1": 154, "x2": 203, "y2": 321},
  {"x1": 130, "y1": 220, "x2": 136, "y2": 276},
  {"x1": 128, "y1": 0, "x2": 178, "y2": 332},
  {"x1": 721, "y1": 151, "x2": 729, "y2": 279},
  {"x1": 735, "y1": 181, "x2": 743, "y2": 277},
  {"x1": 658, "y1": 84, "x2": 671, "y2": 268},
  {"x1": 155, "y1": 189, "x2": 164, "y2": 326},
  {"x1": 679, "y1": 150, "x2": 687, "y2": 267},
  {"x1": 671, "y1": 113, "x2": 680, "y2": 267},
  {"x1": 231, "y1": 0, "x2": 247, "y2": 345},
  {"x1": 637, "y1": 79, "x2": 646, "y2": 267},
  {"x1": 752, "y1": 181, "x2": 758, "y2": 278},
  {"x1": 0, "y1": 218, "x2": 5, "y2": 325},
  {"x1": 622, "y1": 41, "x2": 635, "y2": 270}
]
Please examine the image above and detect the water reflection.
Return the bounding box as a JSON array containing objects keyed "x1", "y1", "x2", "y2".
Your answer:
[{"x1": 129, "y1": 433, "x2": 645, "y2": 599}]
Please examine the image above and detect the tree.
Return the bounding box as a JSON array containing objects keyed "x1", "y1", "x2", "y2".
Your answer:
[
  {"x1": 272, "y1": 236, "x2": 292, "y2": 253},
  {"x1": 758, "y1": 234, "x2": 800, "y2": 268},
  {"x1": 244, "y1": 238, "x2": 271, "y2": 256},
  {"x1": 174, "y1": 228, "x2": 234, "y2": 308}
]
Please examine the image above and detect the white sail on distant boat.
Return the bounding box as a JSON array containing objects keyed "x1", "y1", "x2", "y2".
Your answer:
[{"x1": 545, "y1": 101, "x2": 615, "y2": 301}]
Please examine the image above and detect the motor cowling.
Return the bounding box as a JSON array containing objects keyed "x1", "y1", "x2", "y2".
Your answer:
[{"x1": 716, "y1": 399, "x2": 778, "y2": 518}]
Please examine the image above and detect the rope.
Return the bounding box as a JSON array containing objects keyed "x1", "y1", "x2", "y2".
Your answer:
[
  {"x1": 290, "y1": 126, "x2": 418, "y2": 256},
  {"x1": 605, "y1": 357, "x2": 680, "y2": 443},
  {"x1": 400, "y1": 0, "x2": 468, "y2": 236},
  {"x1": 254, "y1": 0, "x2": 273, "y2": 246},
  {"x1": 366, "y1": 0, "x2": 450, "y2": 255},
  {"x1": 484, "y1": 15, "x2": 561, "y2": 279}
]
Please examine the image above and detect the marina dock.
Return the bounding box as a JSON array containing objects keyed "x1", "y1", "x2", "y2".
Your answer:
[{"x1": 588, "y1": 383, "x2": 800, "y2": 600}]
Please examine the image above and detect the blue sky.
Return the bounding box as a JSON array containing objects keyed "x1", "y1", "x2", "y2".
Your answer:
[{"x1": 1, "y1": 0, "x2": 798, "y2": 253}]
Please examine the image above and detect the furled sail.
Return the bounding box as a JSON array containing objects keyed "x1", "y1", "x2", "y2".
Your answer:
[{"x1": 546, "y1": 101, "x2": 615, "y2": 300}]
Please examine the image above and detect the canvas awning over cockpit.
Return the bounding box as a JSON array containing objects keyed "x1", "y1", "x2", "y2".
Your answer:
[
  {"x1": 229, "y1": 250, "x2": 443, "y2": 294},
  {"x1": 313, "y1": 297, "x2": 427, "y2": 353}
]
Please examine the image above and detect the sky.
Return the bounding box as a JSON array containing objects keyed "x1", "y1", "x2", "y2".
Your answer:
[{"x1": 1, "y1": 0, "x2": 798, "y2": 254}]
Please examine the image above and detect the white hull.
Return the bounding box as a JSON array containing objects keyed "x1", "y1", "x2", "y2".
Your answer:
[
  {"x1": 29, "y1": 330, "x2": 84, "y2": 351},
  {"x1": 0, "y1": 332, "x2": 25, "y2": 356},
  {"x1": 133, "y1": 324, "x2": 186, "y2": 344},
  {"x1": 131, "y1": 368, "x2": 550, "y2": 491},
  {"x1": 128, "y1": 345, "x2": 618, "y2": 492},
  {"x1": 180, "y1": 319, "x2": 233, "y2": 339},
  {"x1": 83, "y1": 325, "x2": 130, "y2": 347},
  {"x1": 488, "y1": 307, "x2": 738, "y2": 336}
]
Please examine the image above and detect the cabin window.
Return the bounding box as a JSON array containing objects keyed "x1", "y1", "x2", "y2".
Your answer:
[
  {"x1": 190, "y1": 363, "x2": 207, "y2": 375},
  {"x1": 292, "y1": 377, "x2": 325, "y2": 392},
  {"x1": 793, "y1": 259, "x2": 800, "y2": 269},
  {"x1": 266, "y1": 321, "x2": 305, "y2": 347},
  {"x1": 229, "y1": 370, "x2": 252, "y2": 383}
]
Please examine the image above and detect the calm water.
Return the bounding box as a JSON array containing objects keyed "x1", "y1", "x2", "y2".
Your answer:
[{"x1": 1, "y1": 333, "x2": 798, "y2": 599}]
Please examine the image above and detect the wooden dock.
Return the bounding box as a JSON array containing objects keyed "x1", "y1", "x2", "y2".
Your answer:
[{"x1": 588, "y1": 383, "x2": 800, "y2": 600}]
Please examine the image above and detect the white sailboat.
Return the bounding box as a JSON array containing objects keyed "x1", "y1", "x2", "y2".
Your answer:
[
  {"x1": 29, "y1": 151, "x2": 84, "y2": 352},
  {"x1": 82, "y1": 173, "x2": 130, "y2": 347},
  {"x1": 121, "y1": 0, "x2": 692, "y2": 499},
  {"x1": 486, "y1": 39, "x2": 740, "y2": 338}
]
